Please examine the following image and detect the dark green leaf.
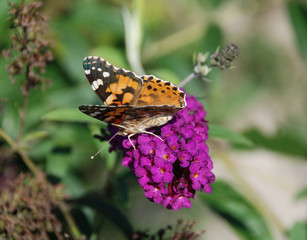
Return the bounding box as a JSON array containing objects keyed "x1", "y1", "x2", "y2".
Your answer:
[
  {"x1": 201, "y1": 24, "x2": 224, "y2": 53},
  {"x1": 208, "y1": 124, "x2": 253, "y2": 146},
  {"x1": 114, "y1": 171, "x2": 137, "y2": 207},
  {"x1": 70, "y1": 208, "x2": 93, "y2": 238},
  {"x1": 46, "y1": 151, "x2": 71, "y2": 178},
  {"x1": 200, "y1": 181, "x2": 273, "y2": 240},
  {"x1": 68, "y1": 193, "x2": 134, "y2": 239},
  {"x1": 289, "y1": 222, "x2": 307, "y2": 240},
  {"x1": 62, "y1": 174, "x2": 87, "y2": 197},
  {"x1": 243, "y1": 128, "x2": 307, "y2": 158},
  {"x1": 42, "y1": 108, "x2": 102, "y2": 124},
  {"x1": 287, "y1": 2, "x2": 307, "y2": 61}
]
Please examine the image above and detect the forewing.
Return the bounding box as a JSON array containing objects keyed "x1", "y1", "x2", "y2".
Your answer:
[
  {"x1": 83, "y1": 56, "x2": 143, "y2": 106},
  {"x1": 136, "y1": 75, "x2": 186, "y2": 108},
  {"x1": 79, "y1": 105, "x2": 129, "y2": 124}
]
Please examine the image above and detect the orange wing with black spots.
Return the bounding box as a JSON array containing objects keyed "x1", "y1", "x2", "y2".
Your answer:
[
  {"x1": 83, "y1": 56, "x2": 143, "y2": 106},
  {"x1": 136, "y1": 75, "x2": 186, "y2": 108},
  {"x1": 80, "y1": 56, "x2": 187, "y2": 134}
]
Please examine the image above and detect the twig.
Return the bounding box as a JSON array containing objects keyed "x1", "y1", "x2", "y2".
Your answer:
[
  {"x1": 17, "y1": 90, "x2": 29, "y2": 145},
  {"x1": 0, "y1": 127, "x2": 39, "y2": 176},
  {"x1": 59, "y1": 202, "x2": 82, "y2": 239},
  {"x1": 178, "y1": 73, "x2": 196, "y2": 88}
]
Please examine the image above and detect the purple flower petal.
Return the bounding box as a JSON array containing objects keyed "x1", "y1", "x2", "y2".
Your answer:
[{"x1": 101, "y1": 93, "x2": 215, "y2": 210}]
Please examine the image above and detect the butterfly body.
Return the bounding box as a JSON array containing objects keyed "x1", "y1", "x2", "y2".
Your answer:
[{"x1": 79, "y1": 56, "x2": 186, "y2": 138}]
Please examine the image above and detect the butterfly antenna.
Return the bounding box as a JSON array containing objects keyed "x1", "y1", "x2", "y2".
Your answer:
[{"x1": 91, "y1": 132, "x2": 120, "y2": 159}]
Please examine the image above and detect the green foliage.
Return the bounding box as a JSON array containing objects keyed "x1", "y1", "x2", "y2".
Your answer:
[
  {"x1": 287, "y1": 2, "x2": 307, "y2": 61},
  {"x1": 200, "y1": 181, "x2": 273, "y2": 240},
  {"x1": 296, "y1": 187, "x2": 307, "y2": 200},
  {"x1": 69, "y1": 194, "x2": 134, "y2": 239},
  {"x1": 42, "y1": 108, "x2": 101, "y2": 123},
  {"x1": 288, "y1": 222, "x2": 307, "y2": 240},
  {"x1": 208, "y1": 124, "x2": 252, "y2": 146},
  {"x1": 243, "y1": 128, "x2": 307, "y2": 158}
]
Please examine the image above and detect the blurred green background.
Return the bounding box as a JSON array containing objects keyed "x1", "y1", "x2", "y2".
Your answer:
[{"x1": 0, "y1": 0, "x2": 306, "y2": 239}]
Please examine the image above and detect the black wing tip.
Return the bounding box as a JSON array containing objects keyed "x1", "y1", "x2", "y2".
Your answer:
[{"x1": 78, "y1": 105, "x2": 86, "y2": 112}]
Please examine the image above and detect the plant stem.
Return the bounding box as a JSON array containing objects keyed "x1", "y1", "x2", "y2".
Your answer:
[
  {"x1": 0, "y1": 127, "x2": 40, "y2": 176},
  {"x1": 178, "y1": 73, "x2": 196, "y2": 88},
  {"x1": 59, "y1": 202, "x2": 82, "y2": 239},
  {"x1": 122, "y1": 6, "x2": 145, "y2": 75},
  {"x1": 17, "y1": 90, "x2": 29, "y2": 145},
  {"x1": 17, "y1": 62, "x2": 31, "y2": 146},
  {"x1": 0, "y1": 127, "x2": 16, "y2": 147}
]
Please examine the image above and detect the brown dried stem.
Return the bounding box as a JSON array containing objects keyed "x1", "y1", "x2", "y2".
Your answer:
[{"x1": 1, "y1": 2, "x2": 82, "y2": 239}]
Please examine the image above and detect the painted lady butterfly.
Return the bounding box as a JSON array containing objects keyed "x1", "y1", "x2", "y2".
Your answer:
[{"x1": 79, "y1": 56, "x2": 186, "y2": 144}]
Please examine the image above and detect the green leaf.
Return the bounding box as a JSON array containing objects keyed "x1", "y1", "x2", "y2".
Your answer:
[
  {"x1": 68, "y1": 193, "x2": 134, "y2": 239},
  {"x1": 200, "y1": 181, "x2": 273, "y2": 240},
  {"x1": 23, "y1": 130, "x2": 49, "y2": 142},
  {"x1": 201, "y1": 24, "x2": 224, "y2": 53},
  {"x1": 62, "y1": 173, "x2": 87, "y2": 197},
  {"x1": 70, "y1": 208, "x2": 93, "y2": 238},
  {"x1": 289, "y1": 222, "x2": 307, "y2": 240},
  {"x1": 287, "y1": 2, "x2": 307, "y2": 61},
  {"x1": 89, "y1": 46, "x2": 128, "y2": 69},
  {"x1": 296, "y1": 187, "x2": 307, "y2": 200},
  {"x1": 0, "y1": 1, "x2": 10, "y2": 46},
  {"x1": 208, "y1": 124, "x2": 253, "y2": 146},
  {"x1": 46, "y1": 151, "x2": 70, "y2": 178},
  {"x1": 150, "y1": 68, "x2": 181, "y2": 86},
  {"x1": 114, "y1": 171, "x2": 136, "y2": 208},
  {"x1": 243, "y1": 128, "x2": 307, "y2": 158},
  {"x1": 42, "y1": 108, "x2": 102, "y2": 124}
]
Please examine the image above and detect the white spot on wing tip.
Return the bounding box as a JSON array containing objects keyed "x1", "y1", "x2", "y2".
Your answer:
[
  {"x1": 103, "y1": 72, "x2": 110, "y2": 78},
  {"x1": 91, "y1": 80, "x2": 99, "y2": 90},
  {"x1": 97, "y1": 68, "x2": 102, "y2": 72},
  {"x1": 90, "y1": 112, "x2": 99, "y2": 117},
  {"x1": 84, "y1": 69, "x2": 90, "y2": 75},
  {"x1": 97, "y1": 79, "x2": 103, "y2": 86}
]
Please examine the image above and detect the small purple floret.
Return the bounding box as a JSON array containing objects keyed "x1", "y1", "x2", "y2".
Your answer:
[{"x1": 105, "y1": 94, "x2": 215, "y2": 210}]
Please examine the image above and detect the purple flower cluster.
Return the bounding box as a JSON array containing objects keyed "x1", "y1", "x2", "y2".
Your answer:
[{"x1": 107, "y1": 94, "x2": 215, "y2": 210}]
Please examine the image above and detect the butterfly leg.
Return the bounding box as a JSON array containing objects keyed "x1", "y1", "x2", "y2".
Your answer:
[
  {"x1": 128, "y1": 133, "x2": 137, "y2": 150},
  {"x1": 141, "y1": 131, "x2": 164, "y2": 142}
]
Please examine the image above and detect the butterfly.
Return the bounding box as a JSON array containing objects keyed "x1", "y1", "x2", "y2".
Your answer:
[{"x1": 79, "y1": 56, "x2": 186, "y2": 147}]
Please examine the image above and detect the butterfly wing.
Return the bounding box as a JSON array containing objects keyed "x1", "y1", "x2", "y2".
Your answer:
[
  {"x1": 83, "y1": 56, "x2": 143, "y2": 106},
  {"x1": 127, "y1": 75, "x2": 186, "y2": 130},
  {"x1": 136, "y1": 75, "x2": 186, "y2": 108},
  {"x1": 79, "y1": 105, "x2": 129, "y2": 124},
  {"x1": 79, "y1": 104, "x2": 180, "y2": 132},
  {"x1": 80, "y1": 57, "x2": 186, "y2": 134}
]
